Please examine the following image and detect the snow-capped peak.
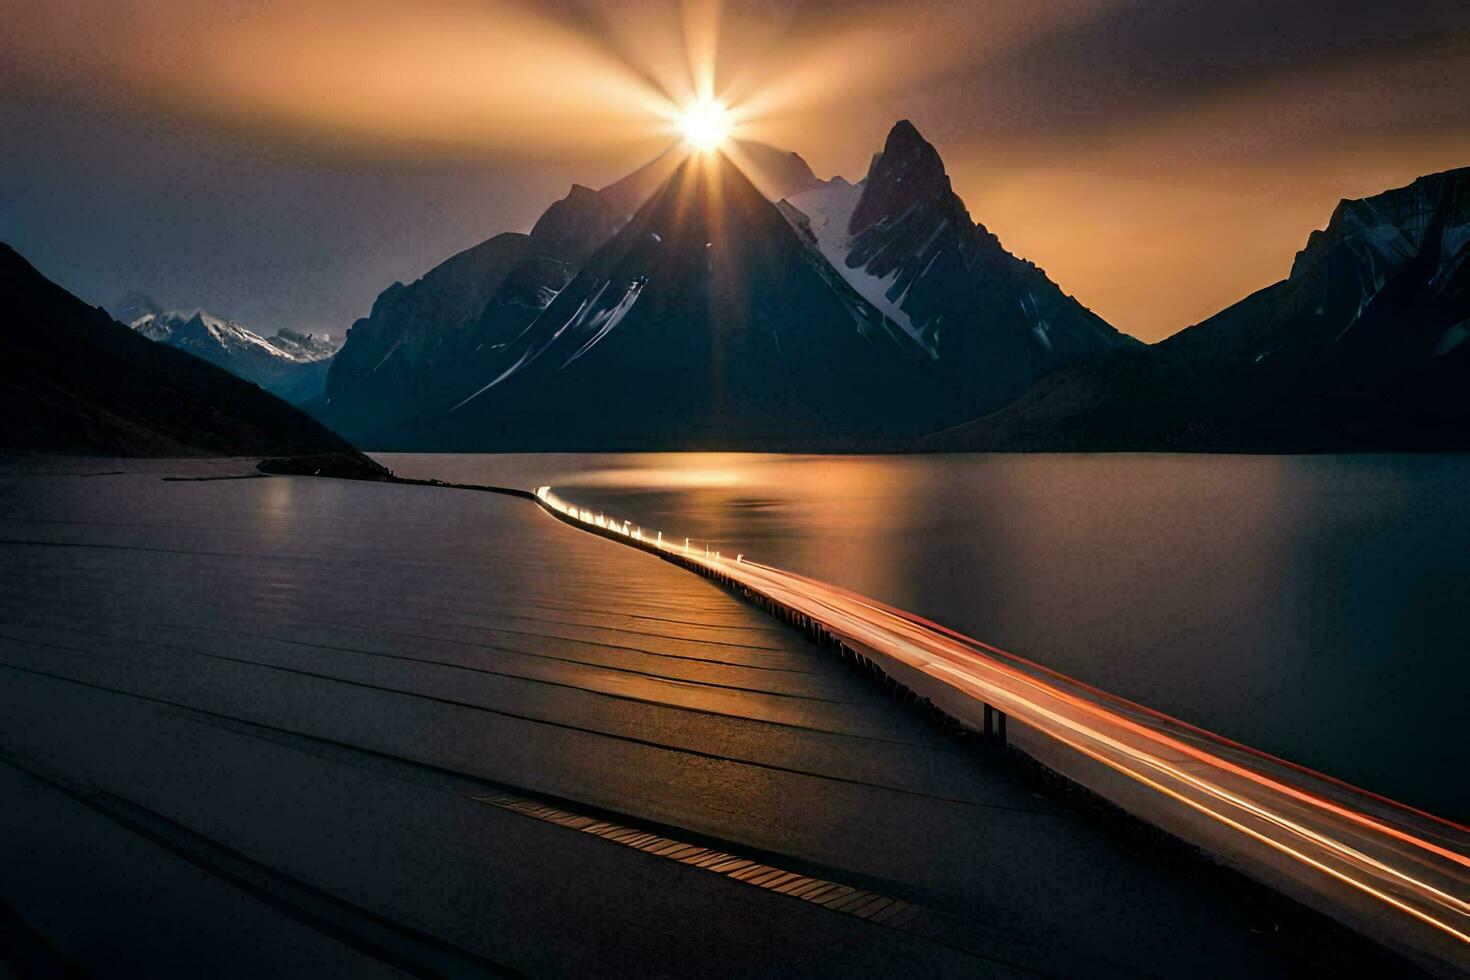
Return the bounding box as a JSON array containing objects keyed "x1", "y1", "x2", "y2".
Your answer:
[{"x1": 118, "y1": 299, "x2": 338, "y2": 366}]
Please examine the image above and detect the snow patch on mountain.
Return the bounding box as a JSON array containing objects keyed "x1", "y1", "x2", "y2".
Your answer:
[
  {"x1": 269, "y1": 327, "x2": 340, "y2": 362},
  {"x1": 560, "y1": 278, "x2": 645, "y2": 368},
  {"x1": 784, "y1": 180, "x2": 930, "y2": 351},
  {"x1": 452, "y1": 275, "x2": 647, "y2": 412}
]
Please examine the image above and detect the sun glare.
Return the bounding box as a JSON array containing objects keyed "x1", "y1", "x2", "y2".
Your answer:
[{"x1": 679, "y1": 99, "x2": 730, "y2": 151}]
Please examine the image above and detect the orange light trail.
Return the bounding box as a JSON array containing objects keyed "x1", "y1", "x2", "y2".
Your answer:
[
  {"x1": 765, "y1": 564, "x2": 1470, "y2": 869},
  {"x1": 533, "y1": 486, "x2": 1470, "y2": 970}
]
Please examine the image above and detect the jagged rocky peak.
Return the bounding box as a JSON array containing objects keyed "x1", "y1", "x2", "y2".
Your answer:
[
  {"x1": 843, "y1": 120, "x2": 979, "y2": 304},
  {"x1": 783, "y1": 118, "x2": 1132, "y2": 376},
  {"x1": 849, "y1": 120, "x2": 961, "y2": 236},
  {"x1": 1291, "y1": 167, "x2": 1470, "y2": 280},
  {"x1": 845, "y1": 119, "x2": 1005, "y2": 262},
  {"x1": 1162, "y1": 166, "x2": 1470, "y2": 366}
]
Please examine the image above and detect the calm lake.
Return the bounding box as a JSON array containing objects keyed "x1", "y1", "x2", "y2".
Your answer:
[{"x1": 378, "y1": 452, "x2": 1470, "y2": 821}]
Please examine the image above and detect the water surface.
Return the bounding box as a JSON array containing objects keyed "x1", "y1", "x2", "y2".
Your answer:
[{"x1": 379, "y1": 452, "x2": 1470, "y2": 820}]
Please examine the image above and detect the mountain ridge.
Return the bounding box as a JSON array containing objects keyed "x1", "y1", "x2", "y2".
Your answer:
[
  {"x1": 322, "y1": 123, "x2": 1134, "y2": 449},
  {"x1": 381, "y1": 151, "x2": 935, "y2": 449},
  {"x1": 784, "y1": 119, "x2": 1134, "y2": 366},
  {"x1": 925, "y1": 167, "x2": 1470, "y2": 452},
  {"x1": 115, "y1": 294, "x2": 339, "y2": 405},
  {"x1": 0, "y1": 243, "x2": 372, "y2": 460}
]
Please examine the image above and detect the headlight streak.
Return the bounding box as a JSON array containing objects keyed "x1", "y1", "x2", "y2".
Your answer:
[
  {"x1": 772, "y1": 580, "x2": 1470, "y2": 891},
  {"x1": 532, "y1": 487, "x2": 1469, "y2": 960},
  {"x1": 750, "y1": 558, "x2": 1470, "y2": 863}
]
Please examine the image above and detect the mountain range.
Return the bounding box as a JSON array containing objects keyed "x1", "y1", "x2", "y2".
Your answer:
[
  {"x1": 926, "y1": 167, "x2": 1470, "y2": 452},
  {"x1": 115, "y1": 293, "x2": 340, "y2": 405},
  {"x1": 0, "y1": 245, "x2": 368, "y2": 462},
  {"x1": 319, "y1": 124, "x2": 1137, "y2": 449},
  {"x1": 5, "y1": 123, "x2": 1465, "y2": 457}
]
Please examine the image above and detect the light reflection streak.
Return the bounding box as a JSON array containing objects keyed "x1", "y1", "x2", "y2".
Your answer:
[{"x1": 534, "y1": 485, "x2": 1470, "y2": 965}]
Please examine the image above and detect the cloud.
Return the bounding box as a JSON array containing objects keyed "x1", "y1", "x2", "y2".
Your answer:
[{"x1": 1, "y1": 0, "x2": 1110, "y2": 163}]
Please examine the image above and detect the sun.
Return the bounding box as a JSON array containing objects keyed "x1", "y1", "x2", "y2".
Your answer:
[{"x1": 679, "y1": 99, "x2": 730, "y2": 152}]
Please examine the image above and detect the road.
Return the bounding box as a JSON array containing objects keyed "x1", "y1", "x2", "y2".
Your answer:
[{"x1": 538, "y1": 485, "x2": 1470, "y2": 974}]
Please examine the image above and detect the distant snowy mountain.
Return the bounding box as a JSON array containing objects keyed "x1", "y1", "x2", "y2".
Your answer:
[
  {"x1": 1, "y1": 245, "x2": 364, "y2": 458},
  {"x1": 926, "y1": 167, "x2": 1470, "y2": 451},
  {"x1": 115, "y1": 294, "x2": 339, "y2": 405}
]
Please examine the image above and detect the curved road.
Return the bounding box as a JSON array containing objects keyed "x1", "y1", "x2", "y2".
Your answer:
[{"x1": 537, "y1": 486, "x2": 1470, "y2": 974}]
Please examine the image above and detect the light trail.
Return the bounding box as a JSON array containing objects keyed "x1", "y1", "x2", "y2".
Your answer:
[{"x1": 532, "y1": 486, "x2": 1470, "y2": 971}]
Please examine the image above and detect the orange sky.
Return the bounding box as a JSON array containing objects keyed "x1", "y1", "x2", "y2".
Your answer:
[{"x1": 2, "y1": 0, "x2": 1467, "y2": 340}]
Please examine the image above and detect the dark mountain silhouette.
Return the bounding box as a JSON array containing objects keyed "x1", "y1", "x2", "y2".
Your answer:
[
  {"x1": 459, "y1": 155, "x2": 686, "y2": 376},
  {"x1": 323, "y1": 124, "x2": 1132, "y2": 449},
  {"x1": 0, "y1": 243, "x2": 373, "y2": 461},
  {"x1": 321, "y1": 152, "x2": 685, "y2": 440},
  {"x1": 393, "y1": 152, "x2": 934, "y2": 449},
  {"x1": 925, "y1": 168, "x2": 1470, "y2": 452},
  {"x1": 323, "y1": 232, "x2": 532, "y2": 439},
  {"x1": 321, "y1": 143, "x2": 836, "y2": 446}
]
